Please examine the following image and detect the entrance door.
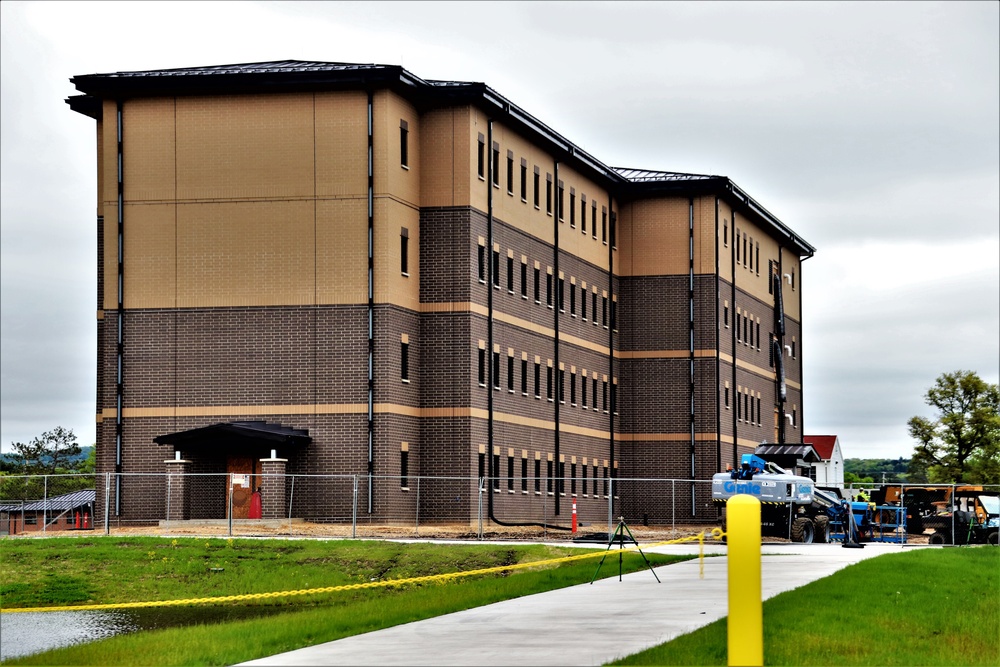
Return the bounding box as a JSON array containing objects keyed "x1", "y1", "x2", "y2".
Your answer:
[{"x1": 227, "y1": 456, "x2": 261, "y2": 519}]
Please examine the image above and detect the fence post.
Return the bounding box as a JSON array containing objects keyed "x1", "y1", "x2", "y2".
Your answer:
[
  {"x1": 607, "y1": 476, "x2": 614, "y2": 542},
  {"x1": 43, "y1": 475, "x2": 48, "y2": 533},
  {"x1": 352, "y1": 475, "x2": 358, "y2": 539},
  {"x1": 727, "y1": 494, "x2": 763, "y2": 667},
  {"x1": 228, "y1": 473, "x2": 233, "y2": 537},
  {"x1": 672, "y1": 479, "x2": 676, "y2": 532},
  {"x1": 104, "y1": 472, "x2": 111, "y2": 535},
  {"x1": 287, "y1": 474, "x2": 295, "y2": 534},
  {"x1": 477, "y1": 477, "x2": 484, "y2": 539},
  {"x1": 414, "y1": 475, "x2": 421, "y2": 536}
]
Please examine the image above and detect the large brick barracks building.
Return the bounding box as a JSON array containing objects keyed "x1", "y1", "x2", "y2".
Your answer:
[{"x1": 67, "y1": 61, "x2": 814, "y2": 526}]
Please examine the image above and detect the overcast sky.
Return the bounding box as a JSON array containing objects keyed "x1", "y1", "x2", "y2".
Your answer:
[{"x1": 1, "y1": 1, "x2": 998, "y2": 463}]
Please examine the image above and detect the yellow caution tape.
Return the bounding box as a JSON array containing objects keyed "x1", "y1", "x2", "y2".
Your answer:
[{"x1": 5, "y1": 530, "x2": 724, "y2": 613}]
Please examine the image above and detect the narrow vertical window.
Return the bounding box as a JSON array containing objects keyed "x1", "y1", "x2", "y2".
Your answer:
[
  {"x1": 611, "y1": 299, "x2": 617, "y2": 331},
  {"x1": 478, "y1": 244, "x2": 486, "y2": 283},
  {"x1": 533, "y1": 167, "x2": 540, "y2": 208},
  {"x1": 736, "y1": 231, "x2": 741, "y2": 263},
  {"x1": 478, "y1": 347, "x2": 486, "y2": 386},
  {"x1": 755, "y1": 243, "x2": 760, "y2": 275},
  {"x1": 581, "y1": 285, "x2": 587, "y2": 320},
  {"x1": 558, "y1": 368, "x2": 565, "y2": 403},
  {"x1": 603, "y1": 467, "x2": 609, "y2": 496},
  {"x1": 521, "y1": 457, "x2": 528, "y2": 492},
  {"x1": 610, "y1": 210, "x2": 616, "y2": 248},
  {"x1": 400, "y1": 444, "x2": 409, "y2": 488},
  {"x1": 400, "y1": 338, "x2": 409, "y2": 382},
  {"x1": 535, "y1": 459, "x2": 541, "y2": 492},
  {"x1": 491, "y1": 142, "x2": 500, "y2": 188},
  {"x1": 547, "y1": 459, "x2": 553, "y2": 494},
  {"x1": 581, "y1": 195, "x2": 587, "y2": 233},
  {"x1": 493, "y1": 451, "x2": 500, "y2": 491},
  {"x1": 520, "y1": 158, "x2": 528, "y2": 201},
  {"x1": 749, "y1": 236, "x2": 754, "y2": 271},
  {"x1": 534, "y1": 361, "x2": 541, "y2": 398},
  {"x1": 569, "y1": 284, "x2": 576, "y2": 316},
  {"x1": 521, "y1": 358, "x2": 528, "y2": 394},
  {"x1": 592, "y1": 377, "x2": 598, "y2": 410},
  {"x1": 507, "y1": 454, "x2": 514, "y2": 491},
  {"x1": 546, "y1": 174, "x2": 553, "y2": 215},
  {"x1": 571, "y1": 463, "x2": 577, "y2": 495},
  {"x1": 570, "y1": 371, "x2": 577, "y2": 405},
  {"x1": 558, "y1": 277, "x2": 565, "y2": 312},
  {"x1": 581, "y1": 373, "x2": 588, "y2": 408},
  {"x1": 724, "y1": 220, "x2": 729, "y2": 246},
  {"x1": 521, "y1": 259, "x2": 528, "y2": 298},
  {"x1": 724, "y1": 303, "x2": 729, "y2": 327},
  {"x1": 602, "y1": 207, "x2": 607, "y2": 244},
  {"x1": 602, "y1": 380, "x2": 608, "y2": 412},
  {"x1": 492, "y1": 350, "x2": 500, "y2": 390},
  {"x1": 399, "y1": 120, "x2": 409, "y2": 168},
  {"x1": 492, "y1": 247, "x2": 500, "y2": 288},
  {"x1": 602, "y1": 296, "x2": 608, "y2": 328},
  {"x1": 582, "y1": 462, "x2": 588, "y2": 495},
  {"x1": 557, "y1": 181, "x2": 565, "y2": 220},
  {"x1": 507, "y1": 255, "x2": 514, "y2": 292},
  {"x1": 757, "y1": 322, "x2": 761, "y2": 350},
  {"x1": 546, "y1": 365, "x2": 553, "y2": 400},
  {"x1": 724, "y1": 384, "x2": 730, "y2": 408},
  {"x1": 611, "y1": 381, "x2": 617, "y2": 415},
  {"x1": 477, "y1": 133, "x2": 485, "y2": 179},
  {"x1": 569, "y1": 189, "x2": 576, "y2": 227},
  {"x1": 533, "y1": 266, "x2": 541, "y2": 303},
  {"x1": 400, "y1": 227, "x2": 409, "y2": 275},
  {"x1": 479, "y1": 449, "x2": 485, "y2": 480},
  {"x1": 592, "y1": 292, "x2": 598, "y2": 325},
  {"x1": 558, "y1": 461, "x2": 565, "y2": 495},
  {"x1": 592, "y1": 202, "x2": 598, "y2": 239},
  {"x1": 506, "y1": 151, "x2": 514, "y2": 195},
  {"x1": 546, "y1": 272, "x2": 553, "y2": 307},
  {"x1": 507, "y1": 353, "x2": 514, "y2": 392}
]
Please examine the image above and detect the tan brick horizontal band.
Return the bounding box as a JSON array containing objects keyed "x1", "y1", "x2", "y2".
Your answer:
[{"x1": 99, "y1": 404, "x2": 724, "y2": 445}]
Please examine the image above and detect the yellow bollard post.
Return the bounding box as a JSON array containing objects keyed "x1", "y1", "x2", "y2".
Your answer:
[{"x1": 727, "y1": 494, "x2": 763, "y2": 666}]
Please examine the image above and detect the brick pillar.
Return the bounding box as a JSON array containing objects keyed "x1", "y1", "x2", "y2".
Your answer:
[
  {"x1": 164, "y1": 457, "x2": 191, "y2": 521},
  {"x1": 260, "y1": 457, "x2": 288, "y2": 520}
]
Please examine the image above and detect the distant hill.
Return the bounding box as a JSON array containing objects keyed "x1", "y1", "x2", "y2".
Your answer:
[
  {"x1": 843, "y1": 457, "x2": 911, "y2": 483},
  {"x1": 0, "y1": 446, "x2": 93, "y2": 469}
]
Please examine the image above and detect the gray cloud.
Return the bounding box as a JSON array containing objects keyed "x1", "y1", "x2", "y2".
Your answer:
[{"x1": 1, "y1": 1, "x2": 998, "y2": 462}]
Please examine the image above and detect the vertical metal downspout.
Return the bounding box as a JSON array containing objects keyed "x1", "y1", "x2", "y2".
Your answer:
[
  {"x1": 688, "y1": 199, "x2": 696, "y2": 516},
  {"x1": 114, "y1": 102, "x2": 124, "y2": 516},
  {"x1": 607, "y1": 195, "x2": 615, "y2": 514},
  {"x1": 731, "y1": 213, "x2": 738, "y2": 467},
  {"x1": 553, "y1": 161, "x2": 560, "y2": 517},
  {"x1": 366, "y1": 92, "x2": 375, "y2": 513},
  {"x1": 776, "y1": 248, "x2": 786, "y2": 447},
  {"x1": 487, "y1": 120, "x2": 495, "y2": 520},
  {"x1": 714, "y1": 198, "x2": 721, "y2": 475}
]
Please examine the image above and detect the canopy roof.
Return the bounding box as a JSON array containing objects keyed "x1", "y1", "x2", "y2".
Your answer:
[
  {"x1": 755, "y1": 444, "x2": 821, "y2": 466},
  {"x1": 153, "y1": 421, "x2": 311, "y2": 449}
]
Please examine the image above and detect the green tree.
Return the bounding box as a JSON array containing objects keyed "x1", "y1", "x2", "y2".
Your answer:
[
  {"x1": 9, "y1": 426, "x2": 83, "y2": 475},
  {"x1": 908, "y1": 371, "x2": 1000, "y2": 483}
]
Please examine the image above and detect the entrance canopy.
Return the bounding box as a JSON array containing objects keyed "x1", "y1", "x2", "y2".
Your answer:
[{"x1": 154, "y1": 421, "x2": 311, "y2": 449}]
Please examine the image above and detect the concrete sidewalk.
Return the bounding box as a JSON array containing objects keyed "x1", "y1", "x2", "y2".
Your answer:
[{"x1": 241, "y1": 542, "x2": 916, "y2": 667}]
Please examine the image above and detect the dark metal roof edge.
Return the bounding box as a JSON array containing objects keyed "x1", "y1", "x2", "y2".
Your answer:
[{"x1": 67, "y1": 60, "x2": 814, "y2": 255}]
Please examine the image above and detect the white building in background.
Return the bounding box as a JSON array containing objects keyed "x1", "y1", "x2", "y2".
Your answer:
[{"x1": 803, "y1": 435, "x2": 845, "y2": 487}]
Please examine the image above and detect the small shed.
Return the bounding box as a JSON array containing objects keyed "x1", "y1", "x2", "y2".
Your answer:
[
  {"x1": 0, "y1": 488, "x2": 96, "y2": 534},
  {"x1": 803, "y1": 435, "x2": 845, "y2": 487}
]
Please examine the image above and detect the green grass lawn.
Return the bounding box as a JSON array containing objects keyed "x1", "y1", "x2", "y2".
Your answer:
[
  {"x1": 0, "y1": 535, "x2": 686, "y2": 665},
  {"x1": 612, "y1": 547, "x2": 1000, "y2": 667}
]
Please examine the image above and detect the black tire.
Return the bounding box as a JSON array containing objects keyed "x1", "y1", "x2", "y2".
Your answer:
[
  {"x1": 813, "y1": 515, "x2": 830, "y2": 543},
  {"x1": 929, "y1": 530, "x2": 950, "y2": 545},
  {"x1": 791, "y1": 516, "x2": 815, "y2": 543},
  {"x1": 988, "y1": 531, "x2": 998, "y2": 546}
]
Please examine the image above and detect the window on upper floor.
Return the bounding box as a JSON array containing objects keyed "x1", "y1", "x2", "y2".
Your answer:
[
  {"x1": 477, "y1": 134, "x2": 485, "y2": 180},
  {"x1": 491, "y1": 142, "x2": 500, "y2": 188},
  {"x1": 400, "y1": 228, "x2": 409, "y2": 275},
  {"x1": 400, "y1": 120, "x2": 409, "y2": 168},
  {"x1": 506, "y1": 151, "x2": 514, "y2": 195},
  {"x1": 520, "y1": 159, "x2": 528, "y2": 201}
]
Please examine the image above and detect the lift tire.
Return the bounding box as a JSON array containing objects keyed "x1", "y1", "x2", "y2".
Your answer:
[
  {"x1": 929, "y1": 530, "x2": 950, "y2": 545},
  {"x1": 791, "y1": 517, "x2": 815, "y2": 543},
  {"x1": 813, "y1": 516, "x2": 830, "y2": 543},
  {"x1": 988, "y1": 531, "x2": 998, "y2": 546}
]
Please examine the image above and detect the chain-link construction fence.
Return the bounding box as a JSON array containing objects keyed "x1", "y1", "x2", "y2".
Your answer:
[{"x1": 2, "y1": 474, "x2": 996, "y2": 544}]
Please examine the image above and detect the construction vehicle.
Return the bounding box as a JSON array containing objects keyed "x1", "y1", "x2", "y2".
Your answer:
[
  {"x1": 871, "y1": 485, "x2": 999, "y2": 546},
  {"x1": 712, "y1": 453, "x2": 840, "y2": 543}
]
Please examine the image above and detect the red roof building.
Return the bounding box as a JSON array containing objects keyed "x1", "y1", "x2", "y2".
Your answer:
[{"x1": 803, "y1": 435, "x2": 844, "y2": 486}]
